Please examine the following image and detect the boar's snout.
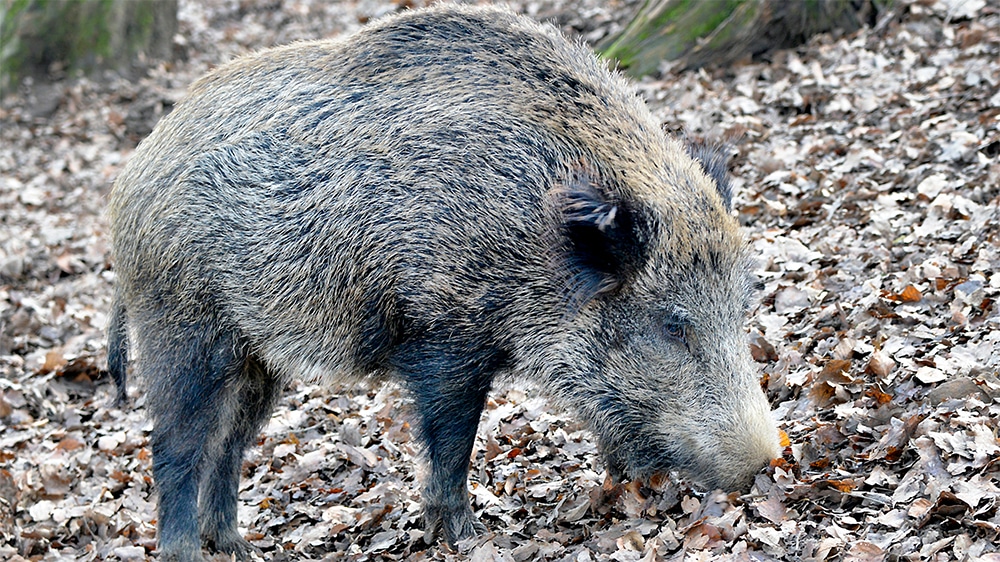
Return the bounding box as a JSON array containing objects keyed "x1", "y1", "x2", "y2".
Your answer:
[
  {"x1": 664, "y1": 386, "x2": 780, "y2": 491},
  {"x1": 596, "y1": 379, "x2": 780, "y2": 493}
]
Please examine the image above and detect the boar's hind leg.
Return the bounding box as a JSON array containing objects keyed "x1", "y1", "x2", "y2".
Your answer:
[
  {"x1": 397, "y1": 345, "x2": 499, "y2": 546},
  {"x1": 145, "y1": 326, "x2": 248, "y2": 562},
  {"x1": 198, "y1": 357, "x2": 279, "y2": 558}
]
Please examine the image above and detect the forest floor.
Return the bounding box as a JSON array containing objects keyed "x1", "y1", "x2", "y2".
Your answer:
[{"x1": 1, "y1": 0, "x2": 999, "y2": 560}]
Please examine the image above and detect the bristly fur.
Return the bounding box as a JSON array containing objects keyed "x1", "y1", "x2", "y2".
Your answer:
[
  {"x1": 107, "y1": 5, "x2": 778, "y2": 561},
  {"x1": 685, "y1": 139, "x2": 735, "y2": 210}
]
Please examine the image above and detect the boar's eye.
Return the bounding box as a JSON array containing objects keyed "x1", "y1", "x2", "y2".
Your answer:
[{"x1": 662, "y1": 320, "x2": 687, "y2": 345}]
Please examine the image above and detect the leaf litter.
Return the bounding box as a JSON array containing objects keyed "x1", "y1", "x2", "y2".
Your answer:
[{"x1": 1, "y1": 0, "x2": 998, "y2": 560}]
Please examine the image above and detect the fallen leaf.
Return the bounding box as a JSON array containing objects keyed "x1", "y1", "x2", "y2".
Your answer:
[
  {"x1": 779, "y1": 429, "x2": 791, "y2": 448},
  {"x1": 914, "y1": 366, "x2": 948, "y2": 384},
  {"x1": 751, "y1": 335, "x2": 779, "y2": 363},
  {"x1": 41, "y1": 348, "x2": 67, "y2": 374},
  {"x1": 882, "y1": 285, "x2": 923, "y2": 303},
  {"x1": 754, "y1": 495, "x2": 787, "y2": 524},
  {"x1": 925, "y1": 376, "x2": 986, "y2": 404},
  {"x1": 809, "y1": 359, "x2": 853, "y2": 405},
  {"x1": 866, "y1": 350, "x2": 896, "y2": 380},
  {"x1": 844, "y1": 540, "x2": 884, "y2": 562},
  {"x1": 823, "y1": 479, "x2": 857, "y2": 493}
]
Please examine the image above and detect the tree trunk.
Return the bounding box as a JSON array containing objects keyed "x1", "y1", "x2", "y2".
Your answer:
[
  {"x1": 1, "y1": 0, "x2": 178, "y2": 91},
  {"x1": 599, "y1": 0, "x2": 884, "y2": 77}
]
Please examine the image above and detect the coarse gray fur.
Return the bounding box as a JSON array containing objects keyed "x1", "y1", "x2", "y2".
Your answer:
[{"x1": 107, "y1": 5, "x2": 779, "y2": 561}]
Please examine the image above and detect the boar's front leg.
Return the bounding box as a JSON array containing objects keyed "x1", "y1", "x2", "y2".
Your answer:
[{"x1": 396, "y1": 342, "x2": 500, "y2": 546}]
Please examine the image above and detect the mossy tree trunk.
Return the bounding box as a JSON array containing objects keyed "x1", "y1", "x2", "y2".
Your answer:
[
  {"x1": 599, "y1": 0, "x2": 885, "y2": 77},
  {"x1": 1, "y1": 0, "x2": 177, "y2": 91}
]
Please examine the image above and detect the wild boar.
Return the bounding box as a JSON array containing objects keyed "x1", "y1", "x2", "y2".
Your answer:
[{"x1": 107, "y1": 5, "x2": 780, "y2": 561}]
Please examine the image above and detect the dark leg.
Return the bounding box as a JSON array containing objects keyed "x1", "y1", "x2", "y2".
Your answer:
[
  {"x1": 142, "y1": 325, "x2": 246, "y2": 562},
  {"x1": 395, "y1": 343, "x2": 499, "y2": 546},
  {"x1": 199, "y1": 358, "x2": 280, "y2": 558},
  {"x1": 106, "y1": 290, "x2": 129, "y2": 405}
]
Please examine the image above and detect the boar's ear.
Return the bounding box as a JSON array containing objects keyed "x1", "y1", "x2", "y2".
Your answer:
[
  {"x1": 554, "y1": 167, "x2": 653, "y2": 307},
  {"x1": 686, "y1": 140, "x2": 734, "y2": 211}
]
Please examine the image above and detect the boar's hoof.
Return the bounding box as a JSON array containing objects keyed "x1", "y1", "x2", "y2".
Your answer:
[
  {"x1": 204, "y1": 530, "x2": 259, "y2": 560},
  {"x1": 423, "y1": 503, "x2": 488, "y2": 546},
  {"x1": 158, "y1": 543, "x2": 205, "y2": 562}
]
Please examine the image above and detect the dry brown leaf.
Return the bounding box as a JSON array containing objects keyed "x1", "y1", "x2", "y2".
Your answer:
[
  {"x1": 809, "y1": 359, "x2": 853, "y2": 405},
  {"x1": 681, "y1": 495, "x2": 700, "y2": 515},
  {"x1": 750, "y1": 335, "x2": 779, "y2": 363},
  {"x1": 865, "y1": 350, "x2": 896, "y2": 380},
  {"x1": 823, "y1": 479, "x2": 857, "y2": 493},
  {"x1": 864, "y1": 386, "x2": 892, "y2": 405},
  {"x1": 40, "y1": 348, "x2": 67, "y2": 374},
  {"x1": 844, "y1": 541, "x2": 885, "y2": 562},
  {"x1": 778, "y1": 429, "x2": 790, "y2": 448},
  {"x1": 754, "y1": 495, "x2": 786, "y2": 525},
  {"x1": 55, "y1": 437, "x2": 85, "y2": 451},
  {"x1": 881, "y1": 285, "x2": 923, "y2": 303}
]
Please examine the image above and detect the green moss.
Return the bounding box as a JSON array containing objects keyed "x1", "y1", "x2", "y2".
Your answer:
[
  {"x1": 128, "y1": 2, "x2": 157, "y2": 56},
  {"x1": 650, "y1": 0, "x2": 691, "y2": 31},
  {"x1": 1, "y1": 0, "x2": 33, "y2": 91},
  {"x1": 687, "y1": 0, "x2": 743, "y2": 39},
  {"x1": 598, "y1": 0, "x2": 749, "y2": 74},
  {"x1": 582, "y1": 0, "x2": 889, "y2": 78},
  {"x1": 57, "y1": 0, "x2": 114, "y2": 66},
  {"x1": 1, "y1": 0, "x2": 174, "y2": 89}
]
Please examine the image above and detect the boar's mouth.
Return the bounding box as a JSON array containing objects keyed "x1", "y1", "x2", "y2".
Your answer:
[
  {"x1": 599, "y1": 432, "x2": 757, "y2": 491},
  {"x1": 598, "y1": 433, "x2": 700, "y2": 486}
]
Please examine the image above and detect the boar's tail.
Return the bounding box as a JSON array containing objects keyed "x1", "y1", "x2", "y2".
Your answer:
[{"x1": 106, "y1": 290, "x2": 129, "y2": 406}]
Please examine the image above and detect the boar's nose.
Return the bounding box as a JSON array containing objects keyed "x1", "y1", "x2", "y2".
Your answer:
[
  {"x1": 705, "y1": 404, "x2": 781, "y2": 490},
  {"x1": 655, "y1": 385, "x2": 779, "y2": 491}
]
